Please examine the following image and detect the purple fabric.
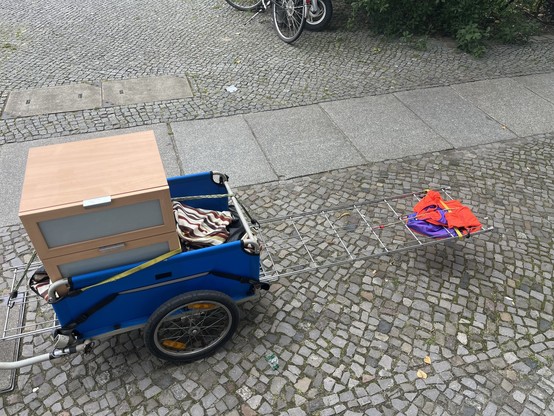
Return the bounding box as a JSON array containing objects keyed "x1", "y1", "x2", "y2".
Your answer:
[
  {"x1": 406, "y1": 212, "x2": 455, "y2": 239},
  {"x1": 419, "y1": 205, "x2": 448, "y2": 226}
]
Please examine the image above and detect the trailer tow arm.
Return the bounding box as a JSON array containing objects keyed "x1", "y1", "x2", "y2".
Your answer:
[{"x1": 0, "y1": 340, "x2": 93, "y2": 370}]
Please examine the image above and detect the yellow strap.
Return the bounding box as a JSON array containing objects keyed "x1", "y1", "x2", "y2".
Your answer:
[
  {"x1": 80, "y1": 248, "x2": 182, "y2": 292},
  {"x1": 438, "y1": 200, "x2": 463, "y2": 238}
]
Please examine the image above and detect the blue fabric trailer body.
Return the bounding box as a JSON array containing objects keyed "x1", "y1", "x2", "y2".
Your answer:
[
  {"x1": 51, "y1": 172, "x2": 260, "y2": 339},
  {"x1": 167, "y1": 171, "x2": 230, "y2": 211}
]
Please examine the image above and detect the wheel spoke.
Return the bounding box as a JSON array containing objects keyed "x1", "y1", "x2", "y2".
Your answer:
[
  {"x1": 201, "y1": 313, "x2": 228, "y2": 328},
  {"x1": 157, "y1": 305, "x2": 230, "y2": 353},
  {"x1": 157, "y1": 309, "x2": 229, "y2": 352},
  {"x1": 273, "y1": 0, "x2": 305, "y2": 42},
  {"x1": 146, "y1": 293, "x2": 239, "y2": 362},
  {"x1": 165, "y1": 319, "x2": 188, "y2": 332}
]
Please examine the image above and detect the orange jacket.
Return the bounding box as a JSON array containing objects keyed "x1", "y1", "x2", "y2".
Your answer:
[{"x1": 413, "y1": 191, "x2": 482, "y2": 231}]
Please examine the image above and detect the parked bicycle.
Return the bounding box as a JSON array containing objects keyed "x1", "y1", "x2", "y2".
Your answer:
[
  {"x1": 225, "y1": 0, "x2": 332, "y2": 43},
  {"x1": 305, "y1": 0, "x2": 332, "y2": 31}
]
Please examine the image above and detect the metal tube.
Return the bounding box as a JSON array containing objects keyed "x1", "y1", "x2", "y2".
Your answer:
[
  {"x1": 0, "y1": 340, "x2": 92, "y2": 370},
  {"x1": 354, "y1": 205, "x2": 389, "y2": 252},
  {"x1": 257, "y1": 231, "x2": 278, "y2": 279},
  {"x1": 258, "y1": 186, "x2": 452, "y2": 225},
  {"x1": 222, "y1": 180, "x2": 260, "y2": 253},
  {"x1": 322, "y1": 211, "x2": 353, "y2": 259},
  {"x1": 267, "y1": 227, "x2": 494, "y2": 280},
  {"x1": 383, "y1": 199, "x2": 422, "y2": 244},
  {"x1": 1, "y1": 320, "x2": 60, "y2": 341},
  {"x1": 0, "y1": 352, "x2": 55, "y2": 370},
  {"x1": 48, "y1": 279, "x2": 70, "y2": 302},
  {"x1": 291, "y1": 220, "x2": 317, "y2": 266}
]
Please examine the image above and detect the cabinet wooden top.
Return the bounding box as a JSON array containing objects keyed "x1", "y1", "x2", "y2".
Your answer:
[{"x1": 19, "y1": 131, "x2": 168, "y2": 214}]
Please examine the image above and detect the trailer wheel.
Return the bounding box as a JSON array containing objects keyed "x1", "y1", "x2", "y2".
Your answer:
[{"x1": 143, "y1": 290, "x2": 239, "y2": 363}]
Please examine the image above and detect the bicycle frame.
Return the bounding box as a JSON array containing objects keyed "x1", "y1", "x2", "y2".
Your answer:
[
  {"x1": 253, "y1": 0, "x2": 310, "y2": 19},
  {"x1": 308, "y1": 0, "x2": 319, "y2": 17}
]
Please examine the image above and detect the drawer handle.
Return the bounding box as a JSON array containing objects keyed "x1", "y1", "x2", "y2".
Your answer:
[
  {"x1": 98, "y1": 243, "x2": 126, "y2": 252},
  {"x1": 83, "y1": 196, "x2": 112, "y2": 209}
]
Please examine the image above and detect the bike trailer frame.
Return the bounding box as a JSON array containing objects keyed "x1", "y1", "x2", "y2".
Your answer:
[{"x1": 0, "y1": 172, "x2": 494, "y2": 370}]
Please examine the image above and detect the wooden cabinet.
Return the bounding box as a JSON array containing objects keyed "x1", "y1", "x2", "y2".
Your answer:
[
  {"x1": 41, "y1": 232, "x2": 179, "y2": 281},
  {"x1": 19, "y1": 131, "x2": 180, "y2": 283}
]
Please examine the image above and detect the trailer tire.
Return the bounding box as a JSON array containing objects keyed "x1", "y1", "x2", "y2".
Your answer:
[{"x1": 143, "y1": 290, "x2": 239, "y2": 363}]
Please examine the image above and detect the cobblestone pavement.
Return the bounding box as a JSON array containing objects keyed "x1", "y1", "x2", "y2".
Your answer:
[
  {"x1": 1, "y1": 0, "x2": 554, "y2": 144},
  {"x1": 2, "y1": 0, "x2": 554, "y2": 414},
  {"x1": 1, "y1": 133, "x2": 553, "y2": 415}
]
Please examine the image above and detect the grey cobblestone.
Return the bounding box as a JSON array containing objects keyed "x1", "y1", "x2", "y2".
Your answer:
[
  {"x1": 1, "y1": 0, "x2": 554, "y2": 413},
  {"x1": 1, "y1": 1, "x2": 554, "y2": 145}
]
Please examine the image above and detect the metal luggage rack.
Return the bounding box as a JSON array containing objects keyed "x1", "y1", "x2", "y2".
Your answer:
[
  {"x1": 257, "y1": 187, "x2": 494, "y2": 283},
  {"x1": 1, "y1": 263, "x2": 60, "y2": 342}
]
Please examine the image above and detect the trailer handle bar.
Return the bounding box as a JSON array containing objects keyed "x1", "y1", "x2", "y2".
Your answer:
[{"x1": 0, "y1": 340, "x2": 93, "y2": 370}]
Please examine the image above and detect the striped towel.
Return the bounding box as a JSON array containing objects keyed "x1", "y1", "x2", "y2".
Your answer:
[
  {"x1": 29, "y1": 267, "x2": 51, "y2": 302},
  {"x1": 173, "y1": 202, "x2": 233, "y2": 248}
]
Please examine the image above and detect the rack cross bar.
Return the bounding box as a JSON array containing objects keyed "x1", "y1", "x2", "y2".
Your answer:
[
  {"x1": 354, "y1": 205, "x2": 389, "y2": 252},
  {"x1": 383, "y1": 199, "x2": 422, "y2": 244},
  {"x1": 322, "y1": 211, "x2": 354, "y2": 260}
]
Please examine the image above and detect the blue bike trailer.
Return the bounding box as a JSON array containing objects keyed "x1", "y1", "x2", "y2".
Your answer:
[{"x1": 0, "y1": 171, "x2": 495, "y2": 369}]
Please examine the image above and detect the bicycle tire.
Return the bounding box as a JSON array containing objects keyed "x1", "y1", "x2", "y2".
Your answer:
[
  {"x1": 143, "y1": 290, "x2": 239, "y2": 363},
  {"x1": 305, "y1": 0, "x2": 332, "y2": 31},
  {"x1": 225, "y1": 0, "x2": 263, "y2": 11},
  {"x1": 272, "y1": 0, "x2": 305, "y2": 43}
]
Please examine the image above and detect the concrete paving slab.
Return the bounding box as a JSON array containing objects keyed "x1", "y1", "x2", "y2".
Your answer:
[
  {"x1": 395, "y1": 86, "x2": 517, "y2": 147},
  {"x1": 2, "y1": 83, "x2": 102, "y2": 118},
  {"x1": 244, "y1": 106, "x2": 366, "y2": 178},
  {"x1": 514, "y1": 72, "x2": 554, "y2": 104},
  {"x1": 171, "y1": 116, "x2": 277, "y2": 187},
  {"x1": 102, "y1": 76, "x2": 193, "y2": 106},
  {"x1": 320, "y1": 95, "x2": 452, "y2": 161},
  {"x1": 0, "y1": 124, "x2": 179, "y2": 228},
  {"x1": 452, "y1": 77, "x2": 554, "y2": 137},
  {"x1": 0, "y1": 143, "x2": 32, "y2": 228}
]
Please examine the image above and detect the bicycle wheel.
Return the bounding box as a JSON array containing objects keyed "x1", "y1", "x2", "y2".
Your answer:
[
  {"x1": 305, "y1": 0, "x2": 332, "y2": 31},
  {"x1": 225, "y1": 0, "x2": 263, "y2": 11},
  {"x1": 143, "y1": 290, "x2": 239, "y2": 363},
  {"x1": 272, "y1": 0, "x2": 305, "y2": 43}
]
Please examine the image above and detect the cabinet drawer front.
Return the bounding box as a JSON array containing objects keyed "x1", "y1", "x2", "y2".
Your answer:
[
  {"x1": 43, "y1": 232, "x2": 181, "y2": 281},
  {"x1": 40, "y1": 199, "x2": 164, "y2": 248},
  {"x1": 21, "y1": 188, "x2": 176, "y2": 259}
]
